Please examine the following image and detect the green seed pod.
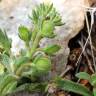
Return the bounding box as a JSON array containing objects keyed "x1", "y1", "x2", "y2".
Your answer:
[
  {"x1": 18, "y1": 26, "x2": 31, "y2": 42},
  {"x1": 41, "y1": 20, "x2": 55, "y2": 38},
  {"x1": 33, "y1": 56, "x2": 51, "y2": 74}
]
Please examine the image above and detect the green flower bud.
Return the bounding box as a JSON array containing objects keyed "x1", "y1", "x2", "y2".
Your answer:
[
  {"x1": 41, "y1": 21, "x2": 55, "y2": 38},
  {"x1": 18, "y1": 26, "x2": 31, "y2": 42},
  {"x1": 33, "y1": 56, "x2": 51, "y2": 74}
]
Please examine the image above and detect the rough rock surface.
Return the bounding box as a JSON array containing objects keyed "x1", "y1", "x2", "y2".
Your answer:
[{"x1": 0, "y1": 0, "x2": 90, "y2": 96}]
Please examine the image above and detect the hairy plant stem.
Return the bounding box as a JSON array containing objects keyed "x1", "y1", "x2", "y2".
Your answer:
[
  {"x1": 29, "y1": 32, "x2": 41, "y2": 57},
  {"x1": 25, "y1": 42, "x2": 31, "y2": 57},
  {"x1": 32, "y1": 26, "x2": 38, "y2": 42}
]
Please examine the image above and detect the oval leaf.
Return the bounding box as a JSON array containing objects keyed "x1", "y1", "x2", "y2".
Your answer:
[
  {"x1": 93, "y1": 88, "x2": 96, "y2": 96},
  {"x1": 91, "y1": 73, "x2": 96, "y2": 86},
  {"x1": 43, "y1": 44, "x2": 61, "y2": 55},
  {"x1": 76, "y1": 72, "x2": 91, "y2": 82},
  {"x1": 55, "y1": 77, "x2": 92, "y2": 96}
]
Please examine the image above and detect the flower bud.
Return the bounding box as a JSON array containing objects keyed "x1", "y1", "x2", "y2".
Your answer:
[
  {"x1": 18, "y1": 26, "x2": 31, "y2": 42},
  {"x1": 41, "y1": 21, "x2": 55, "y2": 38},
  {"x1": 34, "y1": 56, "x2": 51, "y2": 74}
]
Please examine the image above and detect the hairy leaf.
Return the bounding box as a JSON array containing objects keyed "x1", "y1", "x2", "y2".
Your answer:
[
  {"x1": 93, "y1": 88, "x2": 96, "y2": 96},
  {"x1": 43, "y1": 44, "x2": 61, "y2": 55},
  {"x1": 14, "y1": 57, "x2": 29, "y2": 70},
  {"x1": 91, "y1": 74, "x2": 96, "y2": 86},
  {"x1": 0, "y1": 29, "x2": 11, "y2": 53},
  {"x1": 1, "y1": 81, "x2": 17, "y2": 96},
  {"x1": 55, "y1": 77, "x2": 92, "y2": 96},
  {"x1": 0, "y1": 54, "x2": 12, "y2": 73},
  {"x1": 76, "y1": 72, "x2": 91, "y2": 82},
  {"x1": 0, "y1": 74, "x2": 17, "y2": 96}
]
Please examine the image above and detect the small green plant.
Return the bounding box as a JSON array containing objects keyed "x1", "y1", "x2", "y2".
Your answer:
[
  {"x1": 54, "y1": 76, "x2": 92, "y2": 96},
  {"x1": 76, "y1": 72, "x2": 96, "y2": 96},
  {"x1": 53, "y1": 72, "x2": 96, "y2": 96},
  {"x1": 0, "y1": 3, "x2": 62, "y2": 96}
]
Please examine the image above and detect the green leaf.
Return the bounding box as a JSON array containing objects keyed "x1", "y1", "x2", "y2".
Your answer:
[
  {"x1": 0, "y1": 29, "x2": 11, "y2": 53},
  {"x1": 93, "y1": 88, "x2": 96, "y2": 96},
  {"x1": 0, "y1": 54, "x2": 12, "y2": 73},
  {"x1": 91, "y1": 73, "x2": 96, "y2": 86},
  {"x1": 43, "y1": 44, "x2": 61, "y2": 55},
  {"x1": 31, "y1": 27, "x2": 38, "y2": 42},
  {"x1": 0, "y1": 74, "x2": 17, "y2": 96},
  {"x1": 32, "y1": 10, "x2": 38, "y2": 24},
  {"x1": 76, "y1": 72, "x2": 91, "y2": 82},
  {"x1": 18, "y1": 26, "x2": 31, "y2": 42},
  {"x1": 55, "y1": 77, "x2": 92, "y2": 96},
  {"x1": 46, "y1": 3, "x2": 53, "y2": 15},
  {"x1": 14, "y1": 56, "x2": 29, "y2": 73},
  {"x1": 53, "y1": 15, "x2": 62, "y2": 26},
  {"x1": 14, "y1": 56, "x2": 29, "y2": 68},
  {"x1": 2, "y1": 81, "x2": 17, "y2": 96}
]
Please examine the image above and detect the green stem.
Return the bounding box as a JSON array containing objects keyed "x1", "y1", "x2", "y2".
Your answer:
[
  {"x1": 30, "y1": 32, "x2": 41, "y2": 57},
  {"x1": 25, "y1": 42, "x2": 30, "y2": 57},
  {"x1": 32, "y1": 27, "x2": 38, "y2": 42}
]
